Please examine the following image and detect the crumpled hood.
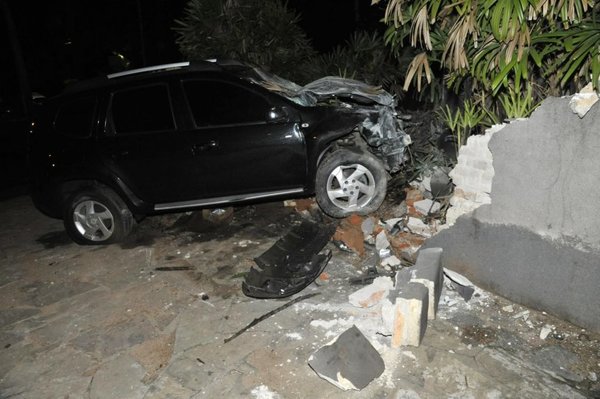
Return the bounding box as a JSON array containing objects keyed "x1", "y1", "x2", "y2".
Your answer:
[
  {"x1": 300, "y1": 77, "x2": 395, "y2": 107},
  {"x1": 243, "y1": 68, "x2": 395, "y2": 107},
  {"x1": 240, "y1": 67, "x2": 411, "y2": 172}
]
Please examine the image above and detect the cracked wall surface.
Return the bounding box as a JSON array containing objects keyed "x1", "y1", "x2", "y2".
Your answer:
[{"x1": 426, "y1": 94, "x2": 600, "y2": 331}]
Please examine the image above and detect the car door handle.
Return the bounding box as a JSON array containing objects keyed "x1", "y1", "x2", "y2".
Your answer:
[{"x1": 192, "y1": 140, "x2": 219, "y2": 154}]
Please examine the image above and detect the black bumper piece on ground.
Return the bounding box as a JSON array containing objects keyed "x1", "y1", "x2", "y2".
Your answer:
[{"x1": 242, "y1": 219, "x2": 336, "y2": 299}]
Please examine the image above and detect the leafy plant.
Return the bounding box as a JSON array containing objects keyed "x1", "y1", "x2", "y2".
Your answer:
[
  {"x1": 373, "y1": 0, "x2": 600, "y2": 111},
  {"x1": 498, "y1": 83, "x2": 540, "y2": 119},
  {"x1": 308, "y1": 31, "x2": 406, "y2": 97},
  {"x1": 437, "y1": 99, "x2": 489, "y2": 150},
  {"x1": 174, "y1": 0, "x2": 317, "y2": 83}
]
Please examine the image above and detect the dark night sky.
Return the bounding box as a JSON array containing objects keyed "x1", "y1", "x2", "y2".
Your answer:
[{"x1": 2, "y1": 0, "x2": 386, "y2": 98}]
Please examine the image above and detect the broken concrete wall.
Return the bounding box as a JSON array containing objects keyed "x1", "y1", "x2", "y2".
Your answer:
[
  {"x1": 425, "y1": 94, "x2": 600, "y2": 331},
  {"x1": 445, "y1": 126, "x2": 498, "y2": 225}
]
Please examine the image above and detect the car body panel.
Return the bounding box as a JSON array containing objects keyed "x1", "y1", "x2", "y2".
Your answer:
[
  {"x1": 179, "y1": 121, "x2": 307, "y2": 199},
  {"x1": 29, "y1": 60, "x2": 411, "y2": 220}
]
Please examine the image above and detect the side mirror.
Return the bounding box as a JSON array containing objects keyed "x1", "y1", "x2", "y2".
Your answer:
[{"x1": 267, "y1": 106, "x2": 289, "y2": 123}]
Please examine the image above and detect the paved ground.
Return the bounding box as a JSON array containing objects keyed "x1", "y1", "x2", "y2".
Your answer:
[{"x1": 0, "y1": 194, "x2": 598, "y2": 398}]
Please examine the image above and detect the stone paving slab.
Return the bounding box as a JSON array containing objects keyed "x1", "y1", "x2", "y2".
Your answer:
[{"x1": 0, "y1": 196, "x2": 598, "y2": 398}]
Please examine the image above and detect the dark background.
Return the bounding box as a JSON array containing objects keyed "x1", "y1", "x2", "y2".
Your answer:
[
  {"x1": 1, "y1": 0, "x2": 386, "y2": 99},
  {"x1": 0, "y1": 0, "x2": 386, "y2": 189}
]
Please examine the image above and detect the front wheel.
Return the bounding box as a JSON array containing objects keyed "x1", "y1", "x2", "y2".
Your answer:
[
  {"x1": 315, "y1": 149, "x2": 388, "y2": 218},
  {"x1": 63, "y1": 187, "x2": 135, "y2": 245}
]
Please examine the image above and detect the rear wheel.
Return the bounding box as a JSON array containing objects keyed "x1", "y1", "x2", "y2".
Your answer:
[
  {"x1": 63, "y1": 187, "x2": 134, "y2": 245},
  {"x1": 315, "y1": 149, "x2": 387, "y2": 218}
]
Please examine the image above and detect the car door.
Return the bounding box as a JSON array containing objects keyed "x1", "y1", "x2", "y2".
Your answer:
[
  {"x1": 179, "y1": 78, "x2": 307, "y2": 200},
  {"x1": 97, "y1": 82, "x2": 198, "y2": 204}
]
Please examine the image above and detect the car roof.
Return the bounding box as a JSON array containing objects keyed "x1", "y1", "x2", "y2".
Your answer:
[{"x1": 59, "y1": 59, "x2": 252, "y2": 98}]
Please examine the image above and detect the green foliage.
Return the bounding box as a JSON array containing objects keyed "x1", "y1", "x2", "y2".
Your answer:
[
  {"x1": 307, "y1": 31, "x2": 406, "y2": 97},
  {"x1": 498, "y1": 83, "x2": 539, "y2": 118},
  {"x1": 437, "y1": 99, "x2": 490, "y2": 150},
  {"x1": 174, "y1": 0, "x2": 317, "y2": 83},
  {"x1": 375, "y1": 0, "x2": 600, "y2": 110}
]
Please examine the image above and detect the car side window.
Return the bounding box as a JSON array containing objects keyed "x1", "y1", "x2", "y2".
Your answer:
[
  {"x1": 110, "y1": 84, "x2": 175, "y2": 135},
  {"x1": 54, "y1": 97, "x2": 97, "y2": 138},
  {"x1": 183, "y1": 80, "x2": 270, "y2": 127}
]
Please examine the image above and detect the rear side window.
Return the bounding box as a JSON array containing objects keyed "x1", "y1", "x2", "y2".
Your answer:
[
  {"x1": 54, "y1": 97, "x2": 97, "y2": 138},
  {"x1": 110, "y1": 84, "x2": 175, "y2": 135},
  {"x1": 183, "y1": 80, "x2": 270, "y2": 127}
]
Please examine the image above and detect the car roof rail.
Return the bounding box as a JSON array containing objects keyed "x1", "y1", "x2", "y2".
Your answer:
[{"x1": 107, "y1": 62, "x2": 191, "y2": 79}]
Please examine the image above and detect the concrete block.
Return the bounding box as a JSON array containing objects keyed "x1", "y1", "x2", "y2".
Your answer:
[
  {"x1": 389, "y1": 233, "x2": 426, "y2": 260},
  {"x1": 375, "y1": 231, "x2": 390, "y2": 250},
  {"x1": 308, "y1": 325, "x2": 385, "y2": 390},
  {"x1": 381, "y1": 255, "x2": 401, "y2": 268},
  {"x1": 410, "y1": 248, "x2": 443, "y2": 320},
  {"x1": 333, "y1": 219, "x2": 365, "y2": 256},
  {"x1": 390, "y1": 283, "x2": 429, "y2": 347},
  {"x1": 414, "y1": 199, "x2": 441, "y2": 215},
  {"x1": 569, "y1": 83, "x2": 599, "y2": 118},
  {"x1": 361, "y1": 217, "x2": 376, "y2": 236},
  {"x1": 405, "y1": 188, "x2": 424, "y2": 206},
  {"x1": 394, "y1": 267, "x2": 413, "y2": 288},
  {"x1": 349, "y1": 276, "x2": 394, "y2": 308},
  {"x1": 406, "y1": 217, "x2": 432, "y2": 237}
]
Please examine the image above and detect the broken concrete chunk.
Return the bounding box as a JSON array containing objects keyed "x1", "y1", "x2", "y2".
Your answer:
[
  {"x1": 410, "y1": 176, "x2": 431, "y2": 193},
  {"x1": 349, "y1": 276, "x2": 394, "y2": 308},
  {"x1": 333, "y1": 218, "x2": 365, "y2": 256},
  {"x1": 453, "y1": 283, "x2": 475, "y2": 302},
  {"x1": 413, "y1": 199, "x2": 442, "y2": 215},
  {"x1": 389, "y1": 233, "x2": 426, "y2": 261},
  {"x1": 391, "y1": 283, "x2": 429, "y2": 348},
  {"x1": 443, "y1": 268, "x2": 474, "y2": 287},
  {"x1": 540, "y1": 325, "x2": 553, "y2": 340},
  {"x1": 410, "y1": 248, "x2": 443, "y2": 320},
  {"x1": 394, "y1": 268, "x2": 413, "y2": 288},
  {"x1": 385, "y1": 218, "x2": 403, "y2": 231},
  {"x1": 512, "y1": 310, "x2": 530, "y2": 321},
  {"x1": 406, "y1": 217, "x2": 432, "y2": 237},
  {"x1": 201, "y1": 207, "x2": 234, "y2": 223},
  {"x1": 381, "y1": 255, "x2": 401, "y2": 268},
  {"x1": 405, "y1": 188, "x2": 425, "y2": 205},
  {"x1": 375, "y1": 230, "x2": 390, "y2": 250},
  {"x1": 308, "y1": 325, "x2": 384, "y2": 391},
  {"x1": 443, "y1": 268, "x2": 475, "y2": 301},
  {"x1": 378, "y1": 248, "x2": 392, "y2": 259},
  {"x1": 380, "y1": 298, "x2": 395, "y2": 336},
  {"x1": 569, "y1": 83, "x2": 599, "y2": 118},
  {"x1": 361, "y1": 217, "x2": 376, "y2": 237},
  {"x1": 430, "y1": 167, "x2": 453, "y2": 198}
]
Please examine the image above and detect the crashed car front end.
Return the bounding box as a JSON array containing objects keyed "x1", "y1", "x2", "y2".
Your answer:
[{"x1": 243, "y1": 70, "x2": 412, "y2": 173}]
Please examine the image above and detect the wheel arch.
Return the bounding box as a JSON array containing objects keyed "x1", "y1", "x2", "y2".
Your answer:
[{"x1": 56, "y1": 178, "x2": 148, "y2": 219}]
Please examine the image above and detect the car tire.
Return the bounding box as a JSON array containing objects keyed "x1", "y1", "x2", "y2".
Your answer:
[
  {"x1": 315, "y1": 148, "x2": 387, "y2": 218},
  {"x1": 63, "y1": 187, "x2": 135, "y2": 245}
]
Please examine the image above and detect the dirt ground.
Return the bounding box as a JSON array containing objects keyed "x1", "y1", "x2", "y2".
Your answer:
[{"x1": 0, "y1": 193, "x2": 598, "y2": 398}]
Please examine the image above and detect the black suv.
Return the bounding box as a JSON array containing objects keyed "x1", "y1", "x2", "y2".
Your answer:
[{"x1": 30, "y1": 60, "x2": 411, "y2": 244}]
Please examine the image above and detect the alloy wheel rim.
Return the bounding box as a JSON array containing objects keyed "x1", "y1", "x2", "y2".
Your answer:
[
  {"x1": 73, "y1": 200, "x2": 115, "y2": 241},
  {"x1": 326, "y1": 163, "x2": 376, "y2": 210}
]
